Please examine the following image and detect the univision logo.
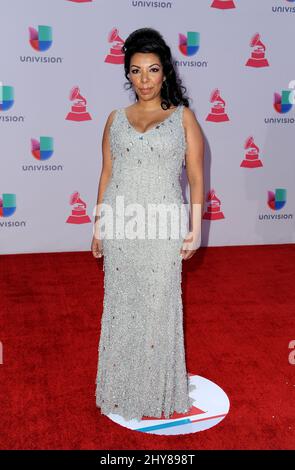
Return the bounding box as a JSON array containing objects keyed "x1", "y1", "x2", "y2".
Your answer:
[
  {"x1": 174, "y1": 32, "x2": 208, "y2": 68},
  {"x1": 0, "y1": 193, "x2": 26, "y2": 229},
  {"x1": 19, "y1": 25, "x2": 63, "y2": 63},
  {"x1": 0, "y1": 82, "x2": 25, "y2": 122},
  {"x1": 265, "y1": 81, "x2": 295, "y2": 124},
  {"x1": 31, "y1": 136, "x2": 54, "y2": 160},
  {"x1": 268, "y1": 188, "x2": 286, "y2": 210},
  {"x1": 272, "y1": 0, "x2": 295, "y2": 13},
  {"x1": 274, "y1": 85, "x2": 294, "y2": 113},
  {"x1": 179, "y1": 32, "x2": 200, "y2": 56},
  {"x1": 21, "y1": 137, "x2": 63, "y2": 172},
  {"x1": 258, "y1": 188, "x2": 293, "y2": 220},
  {"x1": 130, "y1": 0, "x2": 172, "y2": 8},
  {"x1": 0, "y1": 193, "x2": 16, "y2": 217},
  {"x1": 0, "y1": 83, "x2": 13, "y2": 111},
  {"x1": 29, "y1": 25, "x2": 52, "y2": 51}
]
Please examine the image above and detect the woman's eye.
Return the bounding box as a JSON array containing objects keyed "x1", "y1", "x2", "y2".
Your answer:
[{"x1": 131, "y1": 68, "x2": 159, "y2": 74}]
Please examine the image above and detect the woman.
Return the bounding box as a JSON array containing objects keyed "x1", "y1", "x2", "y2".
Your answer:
[{"x1": 91, "y1": 28, "x2": 204, "y2": 422}]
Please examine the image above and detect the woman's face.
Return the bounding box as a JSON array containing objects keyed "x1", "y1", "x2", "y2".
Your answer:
[{"x1": 128, "y1": 52, "x2": 165, "y2": 102}]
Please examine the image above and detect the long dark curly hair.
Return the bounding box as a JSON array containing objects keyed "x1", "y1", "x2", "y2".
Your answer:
[{"x1": 121, "y1": 27, "x2": 190, "y2": 110}]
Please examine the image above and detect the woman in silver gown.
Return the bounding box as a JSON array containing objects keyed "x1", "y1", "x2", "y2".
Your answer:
[{"x1": 91, "y1": 28, "x2": 204, "y2": 422}]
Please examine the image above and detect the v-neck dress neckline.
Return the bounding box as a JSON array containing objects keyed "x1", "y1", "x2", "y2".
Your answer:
[{"x1": 122, "y1": 105, "x2": 181, "y2": 135}]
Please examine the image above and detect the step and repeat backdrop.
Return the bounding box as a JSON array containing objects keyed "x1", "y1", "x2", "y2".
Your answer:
[{"x1": 0, "y1": 0, "x2": 294, "y2": 254}]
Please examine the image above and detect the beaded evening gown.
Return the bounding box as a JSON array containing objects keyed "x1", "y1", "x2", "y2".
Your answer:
[{"x1": 95, "y1": 104, "x2": 195, "y2": 421}]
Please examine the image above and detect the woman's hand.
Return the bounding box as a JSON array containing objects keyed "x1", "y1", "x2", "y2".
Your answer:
[
  {"x1": 180, "y1": 231, "x2": 200, "y2": 260},
  {"x1": 91, "y1": 235, "x2": 103, "y2": 259},
  {"x1": 91, "y1": 214, "x2": 104, "y2": 259}
]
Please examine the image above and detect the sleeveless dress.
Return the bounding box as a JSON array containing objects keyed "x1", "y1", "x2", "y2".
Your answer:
[{"x1": 95, "y1": 104, "x2": 195, "y2": 422}]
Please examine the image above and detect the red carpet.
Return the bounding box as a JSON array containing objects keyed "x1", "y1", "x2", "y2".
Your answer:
[{"x1": 0, "y1": 244, "x2": 294, "y2": 450}]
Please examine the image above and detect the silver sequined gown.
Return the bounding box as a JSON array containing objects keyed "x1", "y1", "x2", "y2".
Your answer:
[{"x1": 95, "y1": 104, "x2": 195, "y2": 422}]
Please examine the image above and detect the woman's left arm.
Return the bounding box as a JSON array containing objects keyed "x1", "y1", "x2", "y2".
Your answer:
[{"x1": 181, "y1": 106, "x2": 205, "y2": 259}]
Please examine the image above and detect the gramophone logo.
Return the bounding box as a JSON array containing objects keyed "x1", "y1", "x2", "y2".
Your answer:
[
  {"x1": 66, "y1": 86, "x2": 92, "y2": 121},
  {"x1": 206, "y1": 89, "x2": 229, "y2": 122},
  {"x1": 66, "y1": 191, "x2": 91, "y2": 224},
  {"x1": 0, "y1": 83, "x2": 14, "y2": 111},
  {"x1": 178, "y1": 32, "x2": 200, "y2": 56},
  {"x1": 31, "y1": 137, "x2": 54, "y2": 160},
  {"x1": 246, "y1": 33, "x2": 269, "y2": 68},
  {"x1": 240, "y1": 136, "x2": 263, "y2": 168},
  {"x1": 105, "y1": 28, "x2": 125, "y2": 64},
  {"x1": 203, "y1": 190, "x2": 225, "y2": 220},
  {"x1": 0, "y1": 194, "x2": 16, "y2": 217},
  {"x1": 29, "y1": 25, "x2": 52, "y2": 52},
  {"x1": 211, "y1": 0, "x2": 236, "y2": 9},
  {"x1": 274, "y1": 82, "x2": 294, "y2": 113},
  {"x1": 267, "y1": 188, "x2": 287, "y2": 210},
  {"x1": 67, "y1": 0, "x2": 92, "y2": 2}
]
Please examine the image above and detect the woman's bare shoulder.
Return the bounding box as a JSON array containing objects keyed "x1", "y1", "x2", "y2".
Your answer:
[
  {"x1": 105, "y1": 108, "x2": 119, "y2": 127},
  {"x1": 183, "y1": 105, "x2": 197, "y2": 121},
  {"x1": 183, "y1": 106, "x2": 201, "y2": 130}
]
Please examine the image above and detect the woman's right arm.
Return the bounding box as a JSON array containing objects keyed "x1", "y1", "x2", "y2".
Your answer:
[
  {"x1": 94, "y1": 109, "x2": 117, "y2": 225},
  {"x1": 91, "y1": 110, "x2": 116, "y2": 255}
]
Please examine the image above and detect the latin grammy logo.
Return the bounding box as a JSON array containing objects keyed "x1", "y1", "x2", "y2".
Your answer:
[
  {"x1": 246, "y1": 33, "x2": 269, "y2": 68},
  {"x1": 104, "y1": 27, "x2": 125, "y2": 65},
  {"x1": 203, "y1": 190, "x2": 225, "y2": 220},
  {"x1": 206, "y1": 89, "x2": 229, "y2": 122},
  {"x1": 67, "y1": 0, "x2": 92, "y2": 2},
  {"x1": 240, "y1": 136, "x2": 263, "y2": 168},
  {"x1": 66, "y1": 86, "x2": 92, "y2": 121},
  {"x1": 211, "y1": 0, "x2": 236, "y2": 9},
  {"x1": 66, "y1": 191, "x2": 91, "y2": 224}
]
